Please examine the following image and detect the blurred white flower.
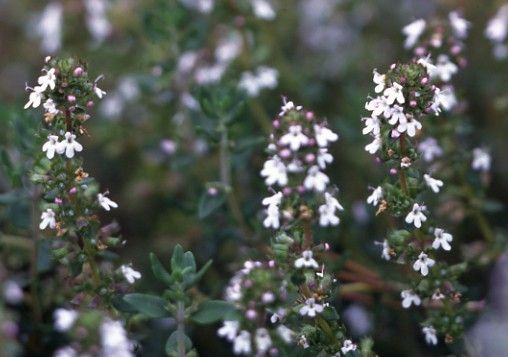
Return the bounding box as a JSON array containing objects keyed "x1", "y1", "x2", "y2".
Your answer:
[
  {"x1": 401, "y1": 290, "x2": 421, "y2": 308},
  {"x1": 449, "y1": 11, "x2": 470, "y2": 39},
  {"x1": 215, "y1": 31, "x2": 242, "y2": 64},
  {"x1": 485, "y1": 5, "x2": 508, "y2": 43},
  {"x1": 299, "y1": 298, "x2": 324, "y2": 317},
  {"x1": 472, "y1": 148, "x2": 491, "y2": 172},
  {"x1": 84, "y1": 0, "x2": 112, "y2": 44},
  {"x1": 405, "y1": 203, "x2": 427, "y2": 228},
  {"x1": 367, "y1": 186, "x2": 383, "y2": 206},
  {"x1": 418, "y1": 137, "x2": 443, "y2": 162},
  {"x1": 35, "y1": 2, "x2": 63, "y2": 54},
  {"x1": 397, "y1": 116, "x2": 422, "y2": 137},
  {"x1": 100, "y1": 319, "x2": 134, "y2": 357},
  {"x1": 303, "y1": 166, "x2": 329, "y2": 192},
  {"x1": 362, "y1": 116, "x2": 381, "y2": 136},
  {"x1": 314, "y1": 124, "x2": 338, "y2": 147},
  {"x1": 384, "y1": 82, "x2": 405, "y2": 105},
  {"x1": 422, "y1": 326, "x2": 438, "y2": 345},
  {"x1": 277, "y1": 325, "x2": 294, "y2": 344},
  {"x1": 218, "y1": 320, "x2": 239, "y2": 341},
  {"x1": 262, "y1": 192, "x2": 282, "y2": 229},
  {"x1": 317, "y1": 148, "x2": 333, "y2": 169},
  {"x1": 255, "y1": 328, "x2": 272, "y2": 354},
  {"x1": 373, "y1": 69, "x2": 386, "y2": 93},
  {"x1": 279, "y1": 99, "x2": 302, "y2": 116},
  {"x1": 261, "y1": 156, "x2": 288, "y2": 186},
  {"x1": 43, "y1": 98, "x2": 59, "y2": 114},
  {"x1": 97, "y1": 192, "x2": 118, "y2": 211},
  {"x1": 239, "y1": 66, "x2": 278, "y2": 96},
  {"x1": 365, "y1": 96, "x2": 391, "y2": 118},
  {"x1": 424, "y1": 174, "x2": 443, "y2": 193},
  {"x1": 318, "y1": 192, "x2": 343, "y2": 226},
  {"x1": 3, "y1": 280, "x2": 23, "y2": 305},
  {"x1": 251, "y1": 0, "x2": 275, "y2": 20},
  {"x1": 294, "y1": 250, "x2": 319, "y2": 269},
  {"x1": 413, "y1": 252, "x2": 435, "y2": 276},
  {"x1": 433, "y1": 86, "x2": 457, "y2": 112},
  {"x1": 54, "y1": 346, "x2": 77, "y2": 357},
  {"x1": 94, "y1": 85, "x2": 107, "y2": 99},
  {"x1": 365, "y1": 135, "x2": 382, "y2": 154},
  {"x1": 24, "y1": 86, "x2": 44, "y2": 109},
  {"x1": 120, "y1": 265, "x2": 141, "y2": 284},
  {"x1": 280, "y1": 125, "x2": 309, "y2": 151},
  {"x1": 40, "y1": 208, "x2": 56, "y2": 230},
  {"x1": 54, "y1": 308, "x2": 78, "y2": 332},
  {"x1": 341, "y1": 339, "x2": 357, "y2": 354},
  {"x1": 428, "y1": 55, "x2": 458, "y2": 82},
  {"x1": 432, "y1": 228, "x2": 453, "y2": 251},
  {"x1": 402, "y1": 19, "x2": 426, "y2": 49},
  {"x1": 233, "y1": 330, "x2": 252, "y2": 355}
]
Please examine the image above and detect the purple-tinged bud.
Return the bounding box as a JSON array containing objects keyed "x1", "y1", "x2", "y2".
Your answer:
[
  {"x1": 160, "y1": 139, "x2": 177, "y2": 155},
  {"x1": 308, "y1": 281, "x2": 317, "y2": 290},
  {"x1": 269, "y1": 348, "x2": 279, "y2": 356},
  {"x1": 305, "y1": 153, "x2": 315, "y2": 163},
  {"x1": 390, "y1": 63, "x2": 396, "y2": 69},
  {"x1": 458, "y1": 57, "x2": 467, "y2": 68},
  {"x1": 1, "y1": 321, "x2": 18, "y2": 338},
  {"x1": 307, "y1": 138, "x2": 316, "y2": 146},
  {"x1": 415, "y1": 47, "x2": 426, "y2": 56},
  {"x1": 73, "y1": 67, "x2": 84, "y2": 77},
  {"x1": 399, "y1": 76, "x2": 406, "y2": 84},
  {"x1": 245, "y1": 309, "x2": 257, "y2": 320},
  {"x1": 279, "y1": 149, "x2": 291, "y2": 159},
  {"x1": 390, "y1": 168, "x2": 398, "y2": 175},
  {"x1": 451, "y1": 45, "x2": 461, "y2": 55},
  {"x1": 234, "y1": 15, "x2": 246, "y2": 27},
  {"x1": 67, "y1": 95, "x2": 76, "y2": 103},
  {"x1": 243, "y1": 279, "x2": 253, "y2": 288},
  {"x1": 409, "y1": 100, "x2": 417, "y2": 108},
  {"x1": 298, "y1": 185, "x2": 305, "y2": 193},
  {"x1": 207, "y1": 187, "x2": 218, "y2": 196},
  {"x1": 282, "y1": 187, "x2": 292, "y2": 196},
  {"x1": 69, "y1": 187, "x2": 78, "y2": 194},
  {"x1": 324, "y1": 243, "x2": 330, "y2": 251},
  {"x1": 68, "y1": 106, "x2": 76, "y2": 112},
  {"x1": 421, "y1": 77, "x2": 429, "y2": 85},
  {"x1": 391, "y1": 129, "x2": 401, "y2": 138},
  {"x1": 86, "y1": 100, "x2": 94, "y2": 108},
  {"x1": 262, "y1": 292, "x2": 275, "y2": 304},
  {"x1": 305, "y1": 111, "x2": 314, "y2": 121},
  {"x1": 268, "y1": 260, "x2": 275, "y2": 268},
  {"x1": 375, "y1": 157, "x2": 381, "y2": 164},
  {"x1": 425, "y1": 106, "x2": 434, "y2": 114},
  {"x1": 54, "y1": 197, "x2": 63, "y2": 205},
  {"x1": 272, "y1": 119, "x2": 280, "y2": 128},
  {"x1": 75, "y1": 326, "x2": 88, "y2": 339}
]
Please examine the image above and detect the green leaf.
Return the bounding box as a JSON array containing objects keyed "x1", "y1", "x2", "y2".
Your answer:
[
  {"x1": 123, "y1": 293, "x2": 168, "y2": 318},
  {"x1": 182, "y1": 251, "x2": 196, "y2": 272},
  {"x1": 183, "y1": 259, "x2": 212, "y2": 289},
  {"x1": 150, "y1": 253, "x2": 173, "y2": 286},
  {"x1": 171, "y1": 244, "x2": 185, "y2": 272},
  {"x1": 190, "y1": 300, "x2": 236, "y2": 324},
  {"x1": 165, "y1": 330, "x2": 193, "y2": 355},
  {"x1": 197, "y1": 189, "x2": 226, "y2": 219}
]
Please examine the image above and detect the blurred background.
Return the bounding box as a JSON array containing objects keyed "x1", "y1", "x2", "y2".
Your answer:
[{"x1": 0, "y1": 0, "x2": 507, "y2": 356}]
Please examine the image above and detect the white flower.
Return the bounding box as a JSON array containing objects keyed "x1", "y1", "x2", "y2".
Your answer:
[
  {"x1": 387, "y1": 105, "x2": 407, "y2": 127},
  {"x1": 299, "y1": 298, "x2": 324, "y2": 317},
  {"x1": 367, "y1": 186, "x2": 383, "y2": 206},
  {"x1": 54, "y1": 308, "x2": 78, "y2": 332},
  {"x1": 428, "y1": 55, "x2": 458, "y2": 82},
  {"x1": 262, "y1": 192, "x2": 283, "y2": 229},
  {"x1": 433, "y1": 86, "x2": 457, "y2": 112},
  {"x1": 485, "y1": 5, "x2": 508, "y2": 43},
  {"x1": 303, "y1": 166, "x2": 329, "y2": 192},
  {"x1": 56, "y1": 132, "x2": 83, "y2": 158},
  {"x1": 40, "y1": 208, "x2": 56, "y2": 230},
  {"x1": 373, "y1": 69, "x2": 386, "y2": 93},
  {"x1": 276, "y1": 325, "x2": 294, "y2": 344},
  {"x1": 318, "y1": 192, "x2": 344, "y2": 226},
  {"x1": 449, "y1": 11, "x2": 470, "y2": 39},
  {"x1": 422, "y1": 326, "x2": 438, "y2": 345},
  {"x1": 378, "y1": 240, "x2": 391, "y2": 261},
  {"x1": 432, "y1": 228, "x2": 453, "y2": 251},
  {"x1": 261, "y1": 156, "x2": 288, "y2": 186},
  {"x1": 94, "y1": 85, "x2": 107, "y2": 99},
  {"x1": 36, "y1": 3, "x2": 63, "y2": 54},
  {"x1": 341, "y1": 339, "x2": 357, "y2": 354},
  {"x1": 24, "y1": 86, "x2": 44, "y2": 109},
  {"x1": 418, "y1": 138, "x2": 443, "y2": 162},
  {"x1": 413, "y1": 252, "x2": 435, "y2": 276},
  {"x1": 362, "y1": 116, "x2": 381, "y2": 136},
  {"x1": 97, "y1": 192, "x2": 118, "y2": 211},
  {"x1": 397, "y1": 116, "x2": 422, "y2": 137},
  {"x1": 3, "y1": 280, "x2": 24, "y2": 305},
  {"x1": 365, "y1": 135, "x2": 382, "y2": 154},
  {"x1": 54, "y1": 346, "x2": 77, "y2": 357},
  {"x1": 417, "y1": 54, "x2": 437, "y2": 73},
  {"x1": 317, "y1": 148, "x2": 333, "y2": 169},
  {"x1": 472, "y1": 148, "x2": 491, "y2": 172},
  {"x1": 239, "y1": 66, "x2": 278, "y2": 96},
  {"x1": 43, "y1": 98, "x2": 59, "y2": 114},
  {"x1": 251, "y1": 0, "x2": 275, "y2": 20},
  {"x1": 233, "y1": 330, "x2": 252, "y2": 355},
  {"x1": 279, "y1": 99, "x2": 302, "y2": 116},
  {"x1": 384, "y1": 82, "x2": 405, "y2": 105},
  {"x1": 38, "y1": 68, "x2": 56, "y2": 91},
  {"x1": 424, "y1": 174, "x2": 444, "y2": 193},
  {"x1": 314, "y1": 124, "x2": 338, "y2": 147},
  {"x1": 42, "y1": 135, "x2": 60, "y2": 159},
  {"x1": 218, "y1": 320, "x2": 239, "y2": 341},
  {"x1": 255, "y1": 328, "x2": 272, "y2": 354},
  {"x1": 402, "y1": 19, "x2": 426, "y2": 48},
  {"x1": 405, "y1": 203, "x2": 427, "y2": 228},
  {"x1": 120, "y1": 265, "x2": 141, "y2": 284},
  {"x1": 280, "y1": 125, "x2": 309, "y2": 151},
  {"x1": 365, "y1": 96, "x2": 391, "y2": 117},
  {"x1": 294, "y1": 250, "x2": 319, "y2": 269},
  {"x1": 100, "y1": 318, "x2": 134, "y2": 357},
  {"x1": 401, "y1": 290, "x2": 421, "y2": 308}
]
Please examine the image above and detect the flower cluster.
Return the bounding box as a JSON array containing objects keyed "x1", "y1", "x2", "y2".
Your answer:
[
  {"x1": 261, "y1": 98, "x2": 342, "y2": 229},
  {"x1": 363, "y1": 60, "x2": 468, "y2": 346},
  {"x1": 26, "y1": 57, "x2": 139, "y2": 306}
]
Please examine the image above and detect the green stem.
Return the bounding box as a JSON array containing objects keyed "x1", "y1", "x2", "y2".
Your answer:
[
  {"x1": 398, "y1": 134, "x2": 409, "y2": 195},
  {"x1": 176, "y1": 301, "x2": 186, "y2": 357},
  {"x1": 82, "y1": 236, "x2": 101, "y2": 289},
  {"x1": 30, "y1": 187, "x2": 42, "y2": 322}
]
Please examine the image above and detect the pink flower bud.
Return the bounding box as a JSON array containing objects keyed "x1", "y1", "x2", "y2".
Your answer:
[
  {"x1": 391, "y1": 129, "x2": 401, "y2": 138},
  {"x1": 268, "y1": 260, "x2": 275, "y2": 268},
  {"x1": 298, "y1": 185, "x2": 305, "y2": 193},
  {"x1": 421, "y1": 77, "x2": 429, "y2": 85},
  {"x1": 458, "y1": 57, "x2": 467, "y2": 68},
  {"x1": 86, "y1": 100, "x2": 94, "y2": 108},
  {"x1": 262, "y1": 292, "x2": 275, "y2": 304},
  {"x1": 324, "y1": 243, "x2": 330, "y2": 251},
  {"x1": 305, "y1": 153, "x2": 315, "y2": 163},
  {"x1": 451, "y1": 45, "x2": 461, "y2": 55},
  {"x1": 390, "y1": 168, "x2": 398, "y2": 175},
  {"x1": 307, "y1": 138, "x2": 316, "y2": 146},
  {"x1": 207, "y1": 187, "x2": 218, "y2": 196},
  {"x1": 390, "y1": 63, "x2": 396, "y2": 69},
  {"x1": 246, "y1": 309, "x2": 257, "y2": 320},
  {"x1": 305, "y1": 111, "x2": 314, "y2": 121},
  {"x1": 69, "y1": 187, "x2": 78, "y2": 194},
  {"x1": 282, "y1": 187, "x2": 292, "y2": 196},
  {"x1": 54, "y1": 197, "x2": 63, "y2": 205},
  {"x1": 73, "y1": 67, "x2": 84, "y2": 77},
  {"x1": 410, "y1": 100, "x2": 417, "y2": 108},
  {"x1": 272, "y1": 119, "x2": 280, "y2": 128},
  {"x1": 67, "y1": 95, "x2": 76, "y2": 103},
  {"x1": 279, "y1": 149, "x2": 291, "y2": 159},
  {"x1": 415, "y1": 47, "x2": 426, "y2": 56}
]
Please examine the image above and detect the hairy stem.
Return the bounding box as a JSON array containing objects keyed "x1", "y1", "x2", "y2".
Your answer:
[
  {"x1": 30, "y1": 187, "x2": 42, "y2": 322},
  {"x1": 398, "y1": 133, "x2": 409, "y2": 195},
  {"x1": 176, "y1": 300, "x2": 186, "y2": 357}
]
